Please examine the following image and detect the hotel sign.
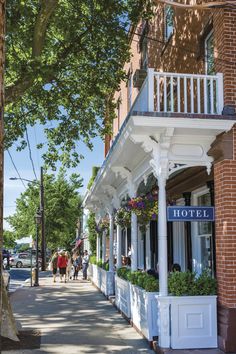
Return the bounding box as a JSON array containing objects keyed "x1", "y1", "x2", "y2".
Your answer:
[{"x1": 167, "y1": 206, "x2": 215, "y2": 222}]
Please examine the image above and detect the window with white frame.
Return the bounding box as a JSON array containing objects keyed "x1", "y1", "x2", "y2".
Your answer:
[
  {"x1": 192, "y1": 188, "x2": 213, "y2": 276},
  {"x1": 205, "y1": 30, "x2": 214, "y2": 75},
  {"x1": 164, "y1": 5, "x2": 174, "y2": 41}
]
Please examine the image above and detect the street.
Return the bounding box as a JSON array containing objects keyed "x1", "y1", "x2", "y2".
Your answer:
[{"x1": 9, "y1": 268, "x2": 32, "y2": 293}]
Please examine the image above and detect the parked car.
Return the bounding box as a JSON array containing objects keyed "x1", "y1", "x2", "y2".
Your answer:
[
  {"x1": 3, "y1": 253, "x2": 42, "y2": 268},
  {"x1": 2, "y1": 269, "x2": 10, "y2": 290}
]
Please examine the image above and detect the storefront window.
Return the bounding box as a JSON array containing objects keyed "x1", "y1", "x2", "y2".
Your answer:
[{"x1": 197, "y1": 192, "x2": 213, "y2": 275}]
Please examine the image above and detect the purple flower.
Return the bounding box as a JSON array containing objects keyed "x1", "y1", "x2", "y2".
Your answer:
[{"x1": 151, "y1": 213, "x2": 157, "y2": 220}]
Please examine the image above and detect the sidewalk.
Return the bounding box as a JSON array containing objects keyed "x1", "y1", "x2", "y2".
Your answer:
[
  {"x1": 2, "y1": 273, "x2": 154, "y2": 354},
  {"x1": 2, "y1": 273, "x2": 227, "y2": 354}
]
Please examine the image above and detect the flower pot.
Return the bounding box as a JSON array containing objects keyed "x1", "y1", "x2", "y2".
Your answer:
[
  {"x1": 158, "y1": 295, "x2": 217, "y2": 349},
  {"x1": 115, "y1": 275, "x2": 131, "y2": 319},
  {"x1": 100, "y1": 268, "x2": 114, "y2": 296},
  {"x1": 130, "y1": 283, "x2": 160, "y2": 341}
]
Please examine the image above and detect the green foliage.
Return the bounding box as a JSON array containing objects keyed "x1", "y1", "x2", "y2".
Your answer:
[
  {"x1": 6, "y1": 169, "x2": 83, "y2": 250},
  {"x1": 96, "y1": 260, "x2": 103, "y2": 268},
  {"x1": 89, "y1": 255, "x2": 97, "y2": 265},
  {"x1": 5, "y1": 0, "x2": 148, "y2": 169},
  {"x1": 117, "y1": 267, "x2": 131, "y2": 280},
  {"x1": 117, "y1": 268, "x2": 159, "y2": 292},
  {"x1": 168, "y1": 271, "x2": 217, "y2": 296},
  {"x1": 18, "y1": 244, "x2": 30, "y2": 252},
  {"x1": 87, "y1": 212, "x2": 97, "y2": 255},
  {"x1": 87, "y1": 166, "x2": 100, "y2": 190},
  {"x1": 3, "y1": 230, "x2": 17, "y2": 249},
  {"x1": 114, "y1": 207, "x2": 131, "y2": 228},
  {"x1": 96, "y1": 259, "x2": 109, "y2": 270},
  {"x1": 143, "y1": 276, "x2": 159, "y2": 292}
]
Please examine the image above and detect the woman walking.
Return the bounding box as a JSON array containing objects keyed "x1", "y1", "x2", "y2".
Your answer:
[
  {"x1": 57, "y1": 250, "x2": 68, "y2": 283},
  {"x1": 65, "y1": 251, "x2": 72, "y2": 281},
  {"x1": 73, "y1": 253, "x2": 82, "y2": 280},
  {"x1": 51, "y1": 251, "x2": 58, "y2": 283}
]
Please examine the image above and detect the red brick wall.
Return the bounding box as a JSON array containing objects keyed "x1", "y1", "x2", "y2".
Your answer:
[
  {"x1": 214, "y1": 133, "x2": 236, "y2": 306},
  {"x1": 214, "y1": 5, "x2": 236, "y2": 109}
]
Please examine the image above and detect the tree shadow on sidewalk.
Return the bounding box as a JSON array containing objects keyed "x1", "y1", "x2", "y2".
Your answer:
[{"x1": 1, "y1": 330, "x2": 41, "y2": 351}]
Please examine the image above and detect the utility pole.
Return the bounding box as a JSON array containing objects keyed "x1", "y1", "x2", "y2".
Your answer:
[{"x1": 40, "y1": 166, "x2": 46, "y2": 271}]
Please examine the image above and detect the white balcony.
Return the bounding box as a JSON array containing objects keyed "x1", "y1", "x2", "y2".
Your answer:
[{"x1": 132, "y1": 69, "x2": 224, "y2": 115}]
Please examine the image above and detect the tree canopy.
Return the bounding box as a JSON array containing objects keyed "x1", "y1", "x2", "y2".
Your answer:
[
  {"x1": 5, "y1": 0, "x2": 147, "y2": 169},
  {"x1": 6, "y1": 170, "x2": 83, "y2": 250},
  {"x1": 3, "y1": 230, "x2": 17, "y2": 249}
]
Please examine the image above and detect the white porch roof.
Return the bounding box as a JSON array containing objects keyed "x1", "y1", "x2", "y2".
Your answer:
[{"x1": 84, "y1": 112, "x2": 235, "y2": 208}]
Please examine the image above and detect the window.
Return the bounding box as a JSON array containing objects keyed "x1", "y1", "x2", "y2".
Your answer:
[
  {"x1": 205, "y1": 31, "x2": 216, "y2": 112},
  {"x1": 164, "y1": 5, "x2": 174, "y2": 41},
  {"x1": 141, "y1": 37, "x2": 148, "y2": 70},
  {"x1": 127, "y1": 71, "x2": 133, "y2": 111},
  {"x1": 192, "y1": 189, "x2": 214, "y2": 276},
  {"x1": 205, "y1": 30, "x2": 214, "y2": 75}
]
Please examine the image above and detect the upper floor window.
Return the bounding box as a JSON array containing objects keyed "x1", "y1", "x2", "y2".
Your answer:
[
  {"x1": 127, "y1": 71, "x2": 133, "y2": 111},
  {"x1": 139, "y1": 20, "x2": 148, "y2": 70},
  {"x1": 164, "y1": 5, "x2": 174, "y2": 41},
  {"x1": 141, "y1": 37, "x2": 148, "y2": 70},
  {"x1": 205, "y1": 31, "x2": 214, "y2": 75}
]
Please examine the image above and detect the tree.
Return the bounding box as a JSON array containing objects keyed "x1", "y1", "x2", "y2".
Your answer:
[
  {"x1": 6, "y1": 169, "x2": 83, "y2": 250},
  {"x1": 5, "y1": 0, "x2": 147, "y2": 169},
  {"x1": 3, "y1": 230, "x2": 17, "y2": 249},
  {"x1": 87, "y1": 212, "x2": 97, "y2": 255}
]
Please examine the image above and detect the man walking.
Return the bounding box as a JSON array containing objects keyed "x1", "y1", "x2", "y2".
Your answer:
[{"x1": 82, "y1": 250, "x2": 89, "y2": 280}]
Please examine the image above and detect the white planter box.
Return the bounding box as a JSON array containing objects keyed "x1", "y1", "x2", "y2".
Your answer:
[
  {"x1": 158, "y1": 295, "x2": 217, "y2": 349},
  {"x1": 100, "y1": 268, "x2": 114, "y2": 296},
  {"x1": 91, "y1": 264, "x2": 101, "y2": 289},
  {"x1": 130, "y1": 284, "x2": 160, "y2": 341},
  {"x1": 88, "y1": 264, "x2": 93, "y2": 278},
  {"x1": 115, "y1": 275, "x2": 131, "y2": 318}
]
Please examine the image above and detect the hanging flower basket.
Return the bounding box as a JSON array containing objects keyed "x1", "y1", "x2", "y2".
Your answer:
[
  {"x1": 114, "y1": 207, "x2": 131, "y2": 228},
  {"x1": 128, "y1": 193, "x2": 158, "y2": 226},
  {"x1": 96, "y1": 217, "x2": 110, "y2": 234}
]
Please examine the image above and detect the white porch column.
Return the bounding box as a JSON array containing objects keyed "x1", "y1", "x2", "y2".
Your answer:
[
  {"x1": 146, "y1": 224, "x2": 151, "y2": 270},
  {"x1": 131, "y1": 212, "x2": 138, "y2": 271},
  {"x1": 102, "y1": 230, "x2": 106, "y2": 263},
  {"x1": 116, "y1": 224, "x2": 122, "y2": 269},
  {"x1": 96, "y1": 234, "x2": 100, "y2": 262},
  {"x1": 109, "y1": 211, "x2": 114, "y2": 271},
  {"x1": 158, "y1": 175, "x2": 168, "y2": 296}
]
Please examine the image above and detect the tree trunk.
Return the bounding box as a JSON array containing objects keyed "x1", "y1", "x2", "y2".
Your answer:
[{"x1": 0, "y1": 0, "x2": 19, "y2": 342}]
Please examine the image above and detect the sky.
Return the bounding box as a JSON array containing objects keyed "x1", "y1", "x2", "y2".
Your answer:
[{"x1": 4, "y1": 124, "x2": 104, "y2": 230}]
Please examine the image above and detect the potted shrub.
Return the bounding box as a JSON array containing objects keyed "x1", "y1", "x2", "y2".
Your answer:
[
  {"x1": 158, "y1": 271, "x2": 217, "y2": 349},
  {"x1": 115, "y1": 267, "x2": 132, "y2": 319},
  {"x1": 128, "y1": 270, "x2": 160, "y2": 341}
]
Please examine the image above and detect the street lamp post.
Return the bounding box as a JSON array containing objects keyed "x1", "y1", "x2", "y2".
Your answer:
[
  {"x1": 34, "y1": 209, "x2": 41, "y2": 287},
  {"x1": 10, "y1": 170, "x2": 46, "y2": 270}
]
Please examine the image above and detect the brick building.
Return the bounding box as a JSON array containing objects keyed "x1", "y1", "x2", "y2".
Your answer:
[{"x1": 84, "y1": 2, "x2": 236, "y2": 352}]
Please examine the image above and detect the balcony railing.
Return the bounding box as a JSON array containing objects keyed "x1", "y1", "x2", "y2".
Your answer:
[{"x1": 132, "y1": 69, "x2": 224, "y2": 115}]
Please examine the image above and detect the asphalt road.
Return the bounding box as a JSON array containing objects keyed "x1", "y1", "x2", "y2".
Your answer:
[{"x1": 8, "y1": 268, "x2": 32, "y2": 292}]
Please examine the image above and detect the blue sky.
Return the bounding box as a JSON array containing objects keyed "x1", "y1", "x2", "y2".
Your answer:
[{"x1": 4, "y1": 125, "x2": 104, "y2": 230}]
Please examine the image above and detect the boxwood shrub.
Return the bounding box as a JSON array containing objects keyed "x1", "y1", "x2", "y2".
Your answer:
[{"x1": 168, "y1": 271, "x2": 217, "y2": 296}]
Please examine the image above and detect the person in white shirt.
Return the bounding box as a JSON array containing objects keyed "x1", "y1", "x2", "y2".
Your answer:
[{"x1": 82, "y1": 250, "x2": 89, "y2": 280}]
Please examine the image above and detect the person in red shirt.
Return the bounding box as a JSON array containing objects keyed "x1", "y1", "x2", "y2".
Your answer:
[{"x1": 57, "y1": 251, "x2": 68, "y2": 283}]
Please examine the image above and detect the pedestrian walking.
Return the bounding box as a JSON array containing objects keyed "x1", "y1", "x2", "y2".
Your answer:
[
  {"x1": 57, "y1": 250, "x2": 68, "y2": 283},
  {"x1": 82, "y1": 250, "x2": 89, "y2": 280},
  {"x1": 51, "y1": 251, "x2": 58, "y2": 282},
  {"x1": 65, "y1": 251, "x2": 72, "y2": 281},
  {"x1": 73, "y1": 253, "x2": 82, "y2": 280}
]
